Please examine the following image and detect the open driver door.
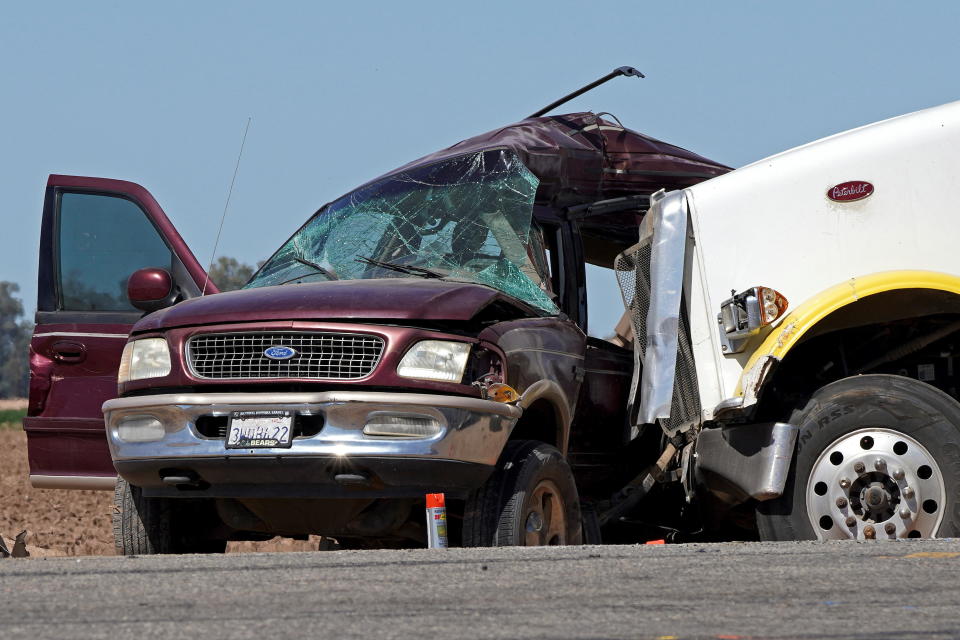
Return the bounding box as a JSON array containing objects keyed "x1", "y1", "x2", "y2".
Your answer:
[{"x1": 25, "y1": 175, "x2": 215, "y2": 489}]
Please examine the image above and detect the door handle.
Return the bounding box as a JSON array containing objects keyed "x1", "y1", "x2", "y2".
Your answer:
[{"x1": 51, "y1": 340, "x2": 87, "y2": 363}]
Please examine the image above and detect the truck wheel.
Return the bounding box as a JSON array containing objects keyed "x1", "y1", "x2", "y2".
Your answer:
[
  {"x1": 463, "y1": 440, "x2": 582, "y2": 546},
  {"x1": 757, "y1": 374, "x2": 960, "y2": 541},
  {"x1": 113, "y1": 478, "x2": 227, "y2": 555}
]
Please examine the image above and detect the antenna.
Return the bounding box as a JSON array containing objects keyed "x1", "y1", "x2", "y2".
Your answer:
[
  {"x1": 527, "y1": 66, "x2": 645, "y2": 119},
  {"x1": 201, "y1": 117, "x2": 252, "y2": 295}
]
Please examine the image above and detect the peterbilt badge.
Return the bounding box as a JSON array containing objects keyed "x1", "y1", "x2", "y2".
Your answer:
[{"x1": 827, "y1": 180, "x2": 874, "y2": 202}]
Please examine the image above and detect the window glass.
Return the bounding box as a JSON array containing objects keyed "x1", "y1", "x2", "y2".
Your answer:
[
  {"x1": 247, "y1": 149, "x2": 558, "y2": 314},
  {"x1": 58, "y1": 193, "x2": 172, "y2": 311},
  {"x1": 579, "y1": 226, "x2": 636, "y2": 341},
  {"x1": 585, "y1": 263, "x2": 627, "y2": 339}
]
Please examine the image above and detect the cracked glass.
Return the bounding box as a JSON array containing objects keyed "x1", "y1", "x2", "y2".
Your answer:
[{"x1": 247, "y1": 149, "x2": 558, "y2": 314}]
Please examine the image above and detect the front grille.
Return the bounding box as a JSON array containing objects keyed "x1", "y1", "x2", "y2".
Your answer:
[
  {"x1": 666, "y1": 302, "x2": 701, "y2": 435},
  {"x1": 187, "y1": 332, "x2": 385, "y2": 380}
]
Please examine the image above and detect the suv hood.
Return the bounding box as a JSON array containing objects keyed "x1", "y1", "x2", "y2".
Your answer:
[{"x1": 133, "y1": 278, "x2": 535, "y2": 333}]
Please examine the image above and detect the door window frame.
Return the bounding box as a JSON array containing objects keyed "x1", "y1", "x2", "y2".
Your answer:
[
  {"x1": 533, "y1": 206, "x2": 583, "y2": 325},
  {"x1": 38, "y1": 186, "x2": 196, "y2": 325}
]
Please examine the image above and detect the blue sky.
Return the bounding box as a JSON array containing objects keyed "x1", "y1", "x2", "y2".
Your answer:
[{"x1": 3, "y1": 1, "x2": 959, "y2": 327}]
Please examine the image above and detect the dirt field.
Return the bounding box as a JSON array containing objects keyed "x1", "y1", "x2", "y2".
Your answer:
[{"x1": 0, "y1": 400, "x2": 322, "y2": 556}]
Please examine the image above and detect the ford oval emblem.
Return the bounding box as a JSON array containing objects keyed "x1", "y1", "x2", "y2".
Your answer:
[
  {"x1": 828, "y1": 180, "x2": 874, "y2": 202},
  {"x1": 264, "y1": 346, "x2": 297, "y2": 360}
]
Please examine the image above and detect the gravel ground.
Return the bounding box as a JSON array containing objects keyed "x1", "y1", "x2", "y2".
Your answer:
[{"x1": 0, "y1": 429, "x2": 115, "y2": 556}]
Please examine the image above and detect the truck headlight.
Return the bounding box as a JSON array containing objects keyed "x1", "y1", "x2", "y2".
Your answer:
[
  {"x1": 397, "y1": 340, "x2": 471, "y2": 382},
  {"x1": 118, "y1": 338, "x2": 172, "y2": 384},
  {"x1": 718, "y1": 286, "x2": 789, "y2": 354}
]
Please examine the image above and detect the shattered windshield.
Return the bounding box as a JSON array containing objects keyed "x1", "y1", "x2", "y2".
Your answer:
[{"x1": 246, "y1": 149, "x2": 558, "y2": 314}]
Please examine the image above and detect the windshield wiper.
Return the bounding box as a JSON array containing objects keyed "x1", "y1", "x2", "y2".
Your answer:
[
  {"x1": 293, "y1": 256, "x2": 338, "y2": 281},
  {"x1": 357, "y1": 256, "x2": 444, "y2": 279}
]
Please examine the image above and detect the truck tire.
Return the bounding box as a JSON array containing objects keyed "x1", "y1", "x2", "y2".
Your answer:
[
  {"x1": 463, "y1": 440, "x2": 582, "y2": 546},
  {"x1": 757, "y1": 374, "x2": 960, "y2": 541},
  {"x1": 113, "y1": 478, "x2": 227, "y2": 555}
]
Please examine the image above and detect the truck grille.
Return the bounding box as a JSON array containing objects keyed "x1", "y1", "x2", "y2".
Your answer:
[
  {"x1": 186, "y1": 332, "x2": 385, "y2": 380},
  {"x1": 615, "y1": 242, "x2": 652, "y2": 364},
  {"x1": 616, "y1": 240, "x2": 700, "y2": 436},
  {"x1": 669, "y1": 301, "x2": 701, "y2": 434}
]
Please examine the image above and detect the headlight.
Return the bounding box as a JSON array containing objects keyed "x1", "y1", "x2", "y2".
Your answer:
[
  {"x1": 118, "y1": 338, "x2": 172, "y2": 384},
  {"x1": 397, "y1": 340, "x2": 471, "y2": 382}
]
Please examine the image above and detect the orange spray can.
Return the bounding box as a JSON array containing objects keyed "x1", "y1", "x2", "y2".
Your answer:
[{"x1": 425, "y1": 493, "x2": 448, "y2": 549}]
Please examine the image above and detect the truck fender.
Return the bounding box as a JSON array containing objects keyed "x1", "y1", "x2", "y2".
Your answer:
[{"x1": 734, "y1": 270, "x2": 960, "y2": 406}]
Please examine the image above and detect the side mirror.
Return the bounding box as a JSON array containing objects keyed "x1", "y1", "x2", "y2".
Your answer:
[{"x1": 127, "y1": 267, "x2": 177, "y2": 313}]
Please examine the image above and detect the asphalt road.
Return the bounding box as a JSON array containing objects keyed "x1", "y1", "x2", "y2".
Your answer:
[{"x1": 2, "y1": 540, "x2": 959, "y2": 640}]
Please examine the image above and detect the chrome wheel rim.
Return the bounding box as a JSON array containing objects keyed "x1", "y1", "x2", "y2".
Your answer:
[
  {"x1": 806, "y1": 428, "x2": 945, "y2": 540},
  {"x1": 524, "y1": 479, "x2": 566, "y2": 545}
]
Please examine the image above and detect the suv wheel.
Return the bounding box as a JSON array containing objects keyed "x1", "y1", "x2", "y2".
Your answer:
[
  {"x1": 463, "y1": 440, "x2": 582, "y2": 546},
  {"x1": 757, "y1": 374, "x2": 960, "y2": 540},
  {"x1": 113, "y1": 478, "x2": 227, "y2": 554}
]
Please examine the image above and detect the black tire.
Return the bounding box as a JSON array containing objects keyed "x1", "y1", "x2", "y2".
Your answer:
[
  {"x1": 757, "y1": 374, "x2": 960, "y2": 541},
  {"x1": 113, "y1": 478, "x2": 227, "y2": 555},
  {"x1": 463, "y1": 440, "x2": 582, "y2": 546},
  {"x1": 580, "y1": 503, "x2": 603, "y2": 545}
]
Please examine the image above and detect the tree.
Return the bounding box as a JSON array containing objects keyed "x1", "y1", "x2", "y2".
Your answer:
[
  {"x1": 0, "y1": 282, "x2": 32, "y2": 398},
  {"x1": 208, "y1": 256, "x2": 257, "y2": 292}
]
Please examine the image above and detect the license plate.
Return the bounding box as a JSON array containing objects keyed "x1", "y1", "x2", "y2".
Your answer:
[{"x1": 226, "y1": 411, "x2": 294, "y2": 449}]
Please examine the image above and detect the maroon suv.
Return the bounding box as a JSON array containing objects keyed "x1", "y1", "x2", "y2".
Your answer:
[{"x1": 26, "y1": 111, "x2": 728, "y2": 552}]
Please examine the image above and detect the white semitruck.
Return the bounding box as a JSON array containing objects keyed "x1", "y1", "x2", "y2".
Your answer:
[
  {"x1": 622, "y1": 100, "x2": 960, "y2": 541},
  {"x1": 689, "y1": 100, "x2": 960, "y2": 413}
]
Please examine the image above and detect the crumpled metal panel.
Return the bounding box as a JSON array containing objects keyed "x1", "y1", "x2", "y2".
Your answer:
[
  {"x1": 615, "y1": 189, "x2": 704, "y2": 436},
  {"x1": 247, "y1": 149, "x2": 558, "y2": 314},
  {"x1": 356, "y1": 113, "x2": 731, "y2": 208},
  {"x1": 638, "y1": 190, "x2": 689, "y2": 426}
]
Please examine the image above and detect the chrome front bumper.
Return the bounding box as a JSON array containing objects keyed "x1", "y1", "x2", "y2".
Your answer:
[{"x1": 102, "y1": 391, "x2": 521, "y2": 497}]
